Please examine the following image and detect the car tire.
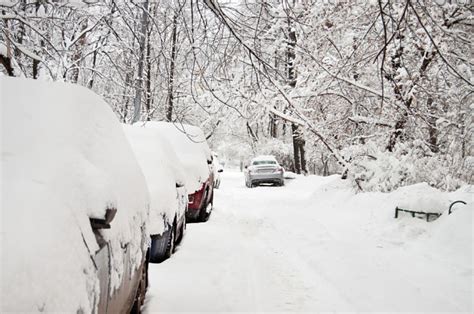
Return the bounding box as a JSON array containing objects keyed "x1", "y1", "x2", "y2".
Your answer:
[
  {"x1": 166, "y1": 224, "x2": 176, "y2": 257},
  {"x1": 176, "y1": 216, "x2": 186, "y2": 245},
  {"x1": 199, "y1": 190, "x2": 212, "y2": 222},
  {"x1": 199, "y1": 204, "x2": 211, "y2": 222},
  {"x1": 149, "y1": 224, "x2": 175, "y2": 263}
]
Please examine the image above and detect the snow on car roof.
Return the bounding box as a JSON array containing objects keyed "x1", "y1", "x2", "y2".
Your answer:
[
  {"x1": 1, "y1": 77, "x2": 150, "y2": 312},
  {"x1": 139, "y1": 121, "x2": 212, "y2": 192},
  {"x1": 123, "y1": 124, "x2": 187, "y2": 235}
]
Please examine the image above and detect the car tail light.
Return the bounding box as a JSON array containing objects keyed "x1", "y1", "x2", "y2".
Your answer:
[
  {"x1": 274, "y1": 167, "x2": 283, "y2": 173},
  {"x1": 188, "y1": 183, "x2": 205, "y2": 205}
]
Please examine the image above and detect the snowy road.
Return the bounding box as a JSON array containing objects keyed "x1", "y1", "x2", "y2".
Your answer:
[{"x1": 143, "y1": 170, "x2": 472, "y2": 313}]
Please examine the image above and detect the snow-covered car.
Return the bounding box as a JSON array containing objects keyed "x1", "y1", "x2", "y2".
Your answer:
[
  {"x1": 245, "y1": 155, "x2": 285, "y2": 187},
  {"x1": 123, "y1": 125, "x2": 187, "y2": 263},
  {"x1": 1, "y1": 77, "x2": 150, "y2": 313},
  {"x1": 144, "y1": 122, "x2": 215, "y2": 222},
  {"x1": 212, "y1": 152, "x2": 224, "y2": 189}
]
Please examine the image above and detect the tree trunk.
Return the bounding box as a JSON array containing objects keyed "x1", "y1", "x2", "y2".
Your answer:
[
  {"x1": 132, "y1": 0, "x2": 150, "y2": 123},
  {"x1": 287, "y1": 16, "x2": 306, "y2": 174},
  {"x1": 292, "y1": 124, "x2": 301, "y2": 173},
  {"x1": 0, "y1": 55, "x2": 14, "y2": 76},
  {"x1": 87, "y1": 49, "x2": 98, "y2": 88},
  {"x1": 269, "y1": 113, "x2": 277, "y2": 137},
  {"x1": 70, "y1": 20, "x2": 88, "y2": 83},
  {"x1": 166, "y1": 13, "x2": 178, "y2": 122},
  {"x1": 385, "y1": 25, "x2": 436, "y2": 151},
  {"x1": 426, "y1": 97, "x2": 438, "y2": 153},
  {"x1": 145, "y1": 18, "x2": 153, "y2": 121}
]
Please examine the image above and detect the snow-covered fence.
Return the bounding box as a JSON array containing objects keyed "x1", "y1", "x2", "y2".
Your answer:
[
  {"x1": 394, "y1": 207, "x2": 441, "y2": 222},
  {"x1": 448, "y1": 200, "x2": 467, "y2": 215},
  {"x1": 395, "y1": 200, "x2": 468, "y2": 222}
]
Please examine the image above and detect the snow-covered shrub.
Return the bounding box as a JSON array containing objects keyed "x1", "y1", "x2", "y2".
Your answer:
[
  {"x1": 345, "y1": 140, "x2": 468, "y2": 192},
  {"x1": 344, "y1": 143, "x2": 410, "y2": 192}
]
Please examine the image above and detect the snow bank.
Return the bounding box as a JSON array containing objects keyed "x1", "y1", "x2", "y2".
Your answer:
[
  {"x1": 391, "y1": 182, "x2": 449, "y2": 213},
  {"x1": 123, "y1": 124, "x2": 187, "y2": 235},
  {"x1": 138, "y1": 122, "x2": 212, "y2": 192},
  {"x1": 1, "y1": 77, "x2": 150, "y2": 312},
  {"x1": 294, "y1": 175, "x2": 473, "y2": 311},
  {"x1": 305, "y1": 175, "x2": 472, "y2": 269}
]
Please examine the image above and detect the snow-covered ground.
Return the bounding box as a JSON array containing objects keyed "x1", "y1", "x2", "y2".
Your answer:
[{"x1": 143, "y1": 170, "x2": 472, "y2": 313}]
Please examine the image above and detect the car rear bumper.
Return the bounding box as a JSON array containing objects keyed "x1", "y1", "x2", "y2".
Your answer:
[{"x1": 249, "y1": 172, "x2": 283, "y2": 183}]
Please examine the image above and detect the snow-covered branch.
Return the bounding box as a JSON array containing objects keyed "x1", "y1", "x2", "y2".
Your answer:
[{"x1": 348, "y1": 115, "x2": 394, "y2": 128}]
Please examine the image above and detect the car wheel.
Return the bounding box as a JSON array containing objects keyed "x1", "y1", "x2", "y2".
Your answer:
[
  {"x1": 199, "y1": 191, "x2": 212, "y2": 222},
  {"x1": 176, "y1": 216, "x2": 186, "y2": 245},
  {"x1": 165, "y1": 224, "x2": 176, "y2": 257},
  {"x1": 149, "y1": 225, "x2": 174, "y2": 263},
  {"x1": 199, "y1": 203, "x2": 211, "y2": 222}
]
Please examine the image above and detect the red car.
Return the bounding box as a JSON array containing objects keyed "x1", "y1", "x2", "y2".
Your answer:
[
  {"x1": 146, "y1": 122, "x2": 215, "y2": 222},
  {"x1": 187, "y1": 165, "x2": 215, "y2": 222}
]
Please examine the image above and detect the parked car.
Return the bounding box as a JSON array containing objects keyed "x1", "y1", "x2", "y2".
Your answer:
[
  {"x1": 244, "y1": 155, "x2": 285, "y2": 187},
  {"x1": 1, "y1": 77, "x2": 150, "y2": 313},
  {"x1": 212, "y1": 152, "x2": 224, "y2": 189},
  {"x1": 145, "y1": 122, "x2": 215, "y2": 222},
  {"x1": 123, "y1": 125, "x2": 187, "y2": 263}
]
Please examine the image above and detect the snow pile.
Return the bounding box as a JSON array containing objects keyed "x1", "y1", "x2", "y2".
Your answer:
[
  {"x1": 1, "y1": 77, "x2": 150, "y2": 312},
  {"x1": 139, "y1": 122, "x2": 212, "y2": 192},
  {"x1": 123, "y1": 124, "x2": 187, "y2": 235},
  {"x1": 297, "y1": 175, "x2": 473, "y2": 311},
  {"x1": 391, "y1": 183, "x2": 449, "y2": 213}
]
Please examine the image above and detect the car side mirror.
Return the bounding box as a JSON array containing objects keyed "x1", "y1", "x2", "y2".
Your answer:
[
  {"x1": 218, "y1": 169, "x2": 223, "y2": 173},
  {"x1": 90, "y1": 207, "x2": 117, "y2": 230},
  {"x1": 176, "y1": 181, "x2": 185, "y2": 188}
]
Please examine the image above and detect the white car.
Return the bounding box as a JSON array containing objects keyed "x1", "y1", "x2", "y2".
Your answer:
[
  {"x1": 212, "y1": 152, "x2": 224, "y2": 189},
  {"x1": 1, "y1": 77, "x2": 150, "y2": 313},
  {"x1": 139, "y1": 122, "x2": 215, "y2": 222},
  {"x1": 244, "y1": 155, "x2": 285, "y2": 187},
  {"x1": 123, "y1": 125, "x2": 188, "y2": 263}
]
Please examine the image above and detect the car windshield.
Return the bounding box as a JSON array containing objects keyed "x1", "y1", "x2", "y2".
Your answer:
[{"x1": 252, "y1": 160, "x2": 276, "y2": 165}]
